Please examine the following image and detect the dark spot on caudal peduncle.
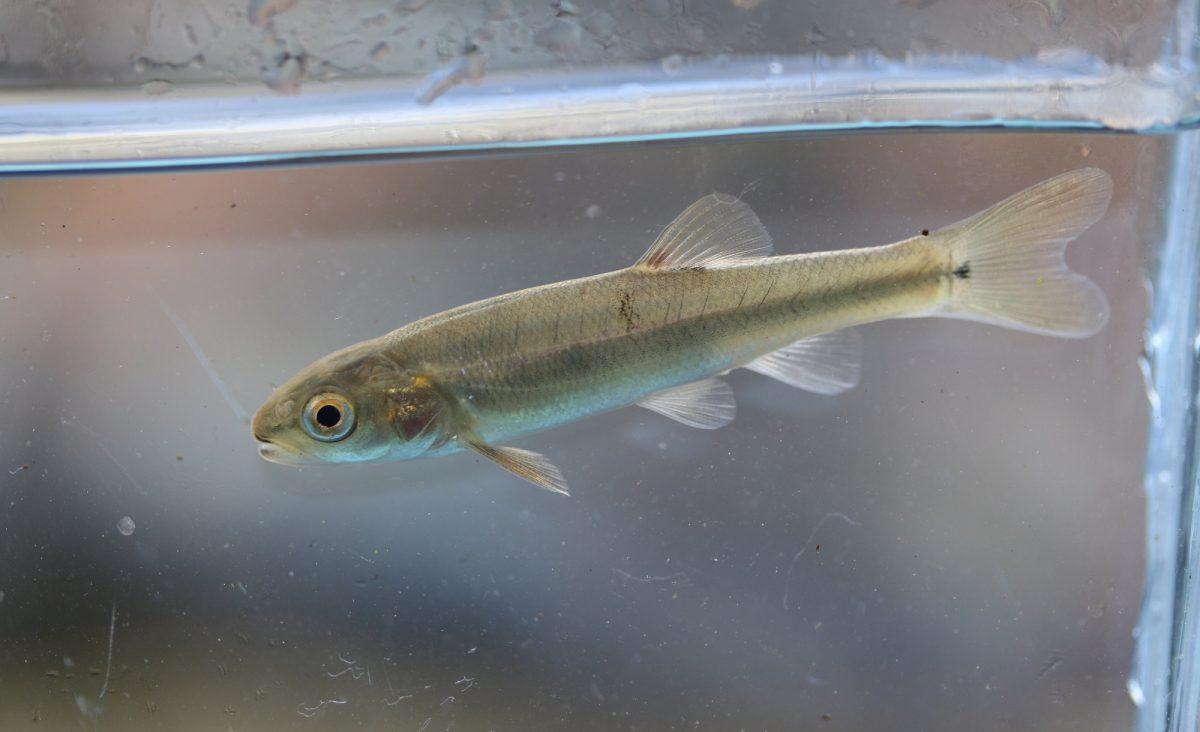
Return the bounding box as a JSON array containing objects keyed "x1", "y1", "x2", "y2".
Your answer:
[{"x1": 953, "y1": 262, "x2": 971, "y2": 279}]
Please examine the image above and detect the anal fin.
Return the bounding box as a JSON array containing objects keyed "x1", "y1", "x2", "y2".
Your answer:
[
  {"x1": 637, "y1": 378, "x2": 736, "y2": 429},
  {"x1": 465, "y1": 438, "x2": 569, "y2": 495},
  {"x1": 745, "y1": 328, "x2": 863, "y2": 395}
]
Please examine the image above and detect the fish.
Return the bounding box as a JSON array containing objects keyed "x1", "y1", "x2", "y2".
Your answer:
[{"x1": 252, "y1": 168, "x2": 1112, "y2": 494}]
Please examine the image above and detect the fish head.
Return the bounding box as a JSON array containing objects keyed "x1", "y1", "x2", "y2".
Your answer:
[{"x1": 253, "y1": 340, "x2": 443, "y2": 465}]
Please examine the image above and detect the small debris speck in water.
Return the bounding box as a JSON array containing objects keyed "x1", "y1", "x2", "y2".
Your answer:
[
  {"x1": 660, "y1": 54, "x2": 683, "y2": 76},
  {"x1": 585, "y1": 204, "x2": 602, "y2": 219},
  {"x1": 117, "y1": 516, "x2": 136, "y2": 536}
]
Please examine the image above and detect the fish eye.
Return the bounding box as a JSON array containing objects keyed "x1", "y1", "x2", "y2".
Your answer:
[{"x1": 302, "y1": 393, "x2": 355, "y2": 442}]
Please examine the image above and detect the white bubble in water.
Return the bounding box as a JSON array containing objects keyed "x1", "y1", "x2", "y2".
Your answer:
[
  {"x1": 585, "y1": 204, "x2": 602, "y2": 219},
  {"x1": 117, "y1": 516, "x2": 136, "y2": 536}
]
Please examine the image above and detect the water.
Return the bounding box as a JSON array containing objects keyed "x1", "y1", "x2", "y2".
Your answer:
[{"x1": 0, "y1": 132, "x2": 1154, "y2": 730}]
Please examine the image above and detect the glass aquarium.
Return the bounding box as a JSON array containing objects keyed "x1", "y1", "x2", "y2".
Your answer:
[{"x1": 0, "y1": 2, "x2": 1197, "y2": 732}]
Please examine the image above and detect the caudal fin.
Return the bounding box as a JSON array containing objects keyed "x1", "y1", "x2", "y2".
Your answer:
[{"x1": 935, "y1": 168, "x2": 1112, "y2": 338}]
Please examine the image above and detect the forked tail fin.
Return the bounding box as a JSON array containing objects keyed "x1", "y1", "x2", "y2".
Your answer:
[{"x1": 934, "y1": 168, "x2": 1112, "y2": 338}]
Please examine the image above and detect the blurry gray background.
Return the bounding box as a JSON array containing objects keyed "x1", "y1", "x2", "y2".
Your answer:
[
  {"x1": 0, "y1": 132, "x2": 1155, "y2": 730},
  {"x1": 0, "y1": 0, "x2": 1174, "y2": 88}
]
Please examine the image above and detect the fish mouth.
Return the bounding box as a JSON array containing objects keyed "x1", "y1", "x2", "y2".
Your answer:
[{"x1": 257, "y1": 441, "x2": 306, "y2": 466}]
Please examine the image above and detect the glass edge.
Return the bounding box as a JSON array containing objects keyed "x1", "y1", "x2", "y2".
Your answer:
[
  {"x1": 1132, "y1": 130, "x2": 1200, "y2": 732},
  {"x1": 0, "y1": 53, "x2": 1196, "y2": 174}
]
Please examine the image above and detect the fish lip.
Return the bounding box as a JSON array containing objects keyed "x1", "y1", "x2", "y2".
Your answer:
[{"x1": 257, "y1": 441, "x2": 300, "y2": 465}]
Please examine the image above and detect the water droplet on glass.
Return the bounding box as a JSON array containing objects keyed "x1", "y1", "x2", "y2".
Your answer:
[
  {"x1": 485, "y1": 0, "x2": 513, "y2": 20},
  {"x1": 618, "y1": 82, "x2": 649, "y2": 106},
  {"x1": 370, "y1": 42, "x2": 391, "y2": 62},
  {"x1": 643, "y1": 0, "x2": 671, "y2": 18},
  {"x1": 583, "y1": 11, "x2": 615, "y2": 39},
  {"x1": 534, "y1": 18, "x2": 581, "y2": 53},
  {"x1": 248, "y1": 0, "x2": 299, "y2": 27},
  {"x1": 1127, "y1": 677, "x2": 1145, "y2": 706},
  {"x1": 117, "y1": 516, "x2": 136, "y2": 536},
  {"x1": 141, "y1": 79, "x2": 173, "y2": 95},
  {"x1": 414, "y1": 50, "x2": 486, "y2": 105},
  {"x1": 266, "y1": 55, "x2": 304, "y2": 95}
]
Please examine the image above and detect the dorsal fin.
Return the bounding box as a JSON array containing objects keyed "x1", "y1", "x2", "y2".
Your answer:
[{"x1": 635, "y1": 194, "x2": 773, "y2": 271}]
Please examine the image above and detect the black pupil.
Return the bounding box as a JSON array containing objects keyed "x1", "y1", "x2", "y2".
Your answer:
[{"x1": 315, "y1": 404, "x2": 342, "y2": 429}]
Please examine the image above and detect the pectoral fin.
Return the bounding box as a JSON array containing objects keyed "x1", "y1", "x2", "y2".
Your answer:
[
  {"x1": 637, "y1": 378, "x2": 736, "y2": 429},
  {"x1": 465, "y1": 437, "x2": 569, "y2": 496}
]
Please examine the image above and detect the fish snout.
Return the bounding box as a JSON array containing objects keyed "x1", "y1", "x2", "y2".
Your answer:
[{"x1": 251, "y1": 407, "x2": 273, "y2": 444}]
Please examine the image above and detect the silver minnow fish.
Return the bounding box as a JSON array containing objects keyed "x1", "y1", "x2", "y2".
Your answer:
[{"x1": 252, "y1": 169, "x2": 1111, "y2": 494}]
